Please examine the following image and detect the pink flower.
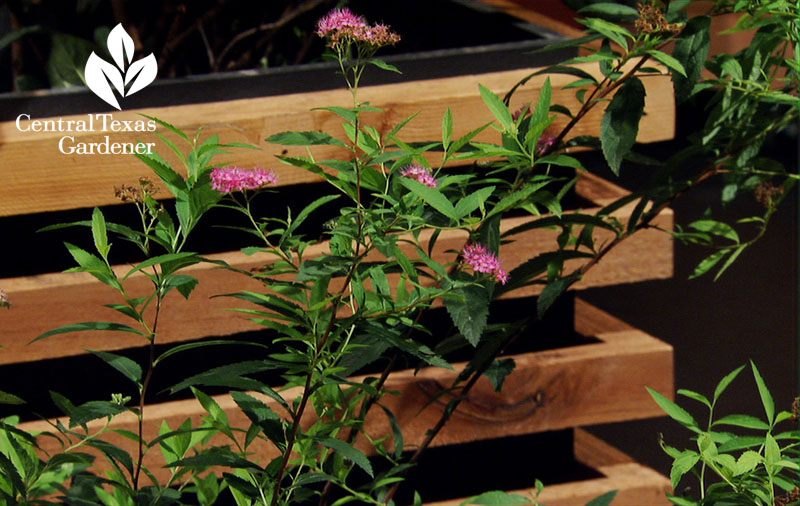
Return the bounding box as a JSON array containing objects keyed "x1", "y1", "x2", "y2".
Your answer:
[
  {"x1": 316, "y1": 8, "x2": 367, "y2": 37},
  {"x1": 512, "y1": 104, "x2": 530, "y2": 121},
  {"x1": 462, "y1": 243, "x2": 509, "y2": 285},
  {"x1": 536, "y1": 134, "x2": 558, "y2": 157},
  {"x1": 210, "y1": 167, "x2": 278, "y2": 194},
  {"x1": 316, "y1": 8, "x2": 400, "y2": 48},
  {"x1": 400, "y1": 164, "x2": 438, "y2": 188}
]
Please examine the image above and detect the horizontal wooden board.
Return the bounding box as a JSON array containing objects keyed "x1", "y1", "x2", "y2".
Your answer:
[
  {"x1": 0, "y1": 61, "x2": 675, "y2": 217},
  {"x1": 0, "y1": 173, "x2": 673, "y2": 365},
  {"x1": 19, "y1": 299, "x2": 674, "y2": 485},
  {"x1": 429, "y1": 429, "x2": 671, "y2": 506}
]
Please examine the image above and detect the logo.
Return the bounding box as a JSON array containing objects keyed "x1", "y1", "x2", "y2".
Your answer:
[{"x1": 85, "y1": 24, "x2": 157, "y2": 110}]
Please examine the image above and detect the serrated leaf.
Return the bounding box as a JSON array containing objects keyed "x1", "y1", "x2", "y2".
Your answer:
[
  {"x1": 460, "y1": 490, "x2": 532, "y2": 505},
  {"x1": 442, "y1": 107, "x2": 453, "y2": 151},
  {"x1": 646, "y1": 49, "x2": 687, "y2": 77},
  {"x1": 585, "y1": 490, "x2": 619, "y2": 506},
  {"x1": 537, "y1": 273, "x2": 579, "y2": 318},
  {"x1": 670, "y1": 450, "x2": 700, "y2": 490},
  {"x1": 677, "y1": 389, "x2": 711, "y2": 408},
  {"x1": 483, "y1": 358, "x2": 515, "y2": 392},
  {"x1": 31, "y1": 321, "x2": 147, "y2": 344},
  {"x1": 479, "y1": 84, "x2": 514, "y2": 133},
  {"x1": 445, "y1": 281, "x2": 490, "y2": 346},
  {"x1": 647, "y1": 387, "x2": 700, "y2": 431},
  {"x1": 750, "y1": 361, "x2": 775, "y2": 425},
  {"x1": 579, "y1": 17, "x2": 633, "y2": 51},
  {"x1": 689, "y1": 250, "x2": 727, "y2": 279},
  {"x1": 672, "y1": 15, "x2": 711, "y2": 99},
  {"x1": 601, "y1": 77, "x2": 645, "y2": 175},
  {"x1": 401, "y1": 178, "x2": 458, "y2": 220},
  {"x1": 87, "y1": 350, "x2": 142, "y2": 385},
  {"x1": 578, "y1": 3, "x2": 639, "y2": 21},
  {"x1": 454, "y1": 186, "x2": 495, "y2": 219},
  {"x1": 313, "y1": 436, "x2": 373, "y2": 477},
  {"x1": 266, "y1": 131, "x2": 346, "y2": 147},
  {"x1": 713, "y1": 414, "x2": 770, "y2": 430},
  {"x1": 231, "y1": 391, "x2": 285, "y2": 448}
]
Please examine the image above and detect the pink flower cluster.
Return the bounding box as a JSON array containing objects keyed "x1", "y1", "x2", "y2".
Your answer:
[
  {"x1": 210, "y1": 167, "x2": 278, "y2": 194},
  {"x1": 536, "y1": 134, "x2": 558, "y2": 157},
  {"x1": 399, "y1": 164, "x2": 438, "y2": 188},
  {"x1": 316, "y1": 8, "x2": 400, "y2": 48},
  {"x1": 462, "y1": 243, "x2": 509, "y2": 285}
]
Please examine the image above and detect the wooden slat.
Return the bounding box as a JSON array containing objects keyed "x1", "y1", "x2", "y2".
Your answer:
[
  {"x1": 0, "y1": 174, "x2": 673, "y2": 364},
  {"x1": 0, "y1": 62, "x2": 675, "y2": 217},
  {"x1": 19, "y1": 299, "x2": 674, "y2": 485},
  {"x1": 429, "y1": 430, "x2": 671, "y2": 506}
]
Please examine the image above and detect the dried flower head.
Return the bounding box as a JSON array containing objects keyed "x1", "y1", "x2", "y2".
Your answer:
[
  {"x1": 115, "y1": 176, "x2": 158, "y2": 204},
  {"x1": 754, "y1": 182, "x2": 784, "y2": 208},
  {"x1": 211, "y1": 167, "x2": 278, "y2": 194},
  {"x1": 316, "y1": 8, "x2": 400, "y2": 49},
  {"x1": 792, "y1": 397, "x2": 798, "y2": 422},
  {"x1": 0, "y1": 288, "x2": 9, "y2": 309},
  {"x1": 400, "y1": 164, "x2": 438, "y2": 188},
  {"x1": 635, "y1": 1, "x2": 681, "y2": 34},
  {"x1": 462, "y1": 243, "x2": 509, "y2": 285}
]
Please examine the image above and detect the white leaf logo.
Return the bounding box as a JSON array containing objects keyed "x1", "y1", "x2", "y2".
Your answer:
[{"x1": 84, "y1": 24, "x2": 157, "y2": 110}]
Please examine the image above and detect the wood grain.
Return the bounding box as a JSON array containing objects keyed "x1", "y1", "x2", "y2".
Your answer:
[
  {"x1": 0, "y1": 174, "x2": 673, "y2": 365},
  {"x1": 429, "y1": 429, "x2": 671, "y2": 506},
  {"x1": 0, "y1": 62, "x2": 675, "y2": 217},
  {"x1": 18, "y1": 299, "x2": 674, "y2": 486}
]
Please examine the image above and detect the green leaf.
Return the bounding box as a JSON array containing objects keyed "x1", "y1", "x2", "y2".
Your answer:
[
  {"x1": 87, "y1": 350, "x2": 142, "y2": 385},
  {"x1": 369, "y1": 58, "x2": 401, "y2": 73},
  {"x1": 585, "y1": 490, "x2": 619, "y2": 506},
  {"x1": 579, "y1": 17, "x2": 633, "y2": 51},
  {"x1": 135, "y1": 150, "x2": 187, "y2": 199},
  {"x1": 601, "y1": 77, "x2": 645, "y2": 175},
  {"x1": 670, "y1": 451, "x2": 700, "y2": 490},
  {"x1": 168, "y1": 447, "x2": 262, "y2": 470},
  {"x1": 154, "y1": 340, "x2": 268, "y2": 367},
  {"x1": 689, "y1": 250, "x2": 727, "y2": 280},
  {"x1": 578, "y1": 3, "x2": 639, "y2": 21},
  {"x1": 646, "y1": 387, "x2": 700, "y2": 431},
  {"x1": 460, "y1": 491, "x2": 532, "y2": 505},
  {"x1": 486, "y1": 180, "x2": 550, "y2": 219},
  {"x1": 31, "y1": 321, "x2": 147, "y2": 344},
  {"x1": 455, "y1": 186, "x2": 495, "y2": 219},
  {"x1": 479, "y1": 84, "x2": 514, "y2": 133},
  {"x1": 0, "y1": 390, "x2": 25, "y2": 405},
  {"x1": 646, "y1": 49, "x2": 687, "y2": 77},
  {"x1": 445, "y1": 281, "x2": 490, "y2": 346},
  {"x1": 537, "y1": 273, "x2": 579, "y2": 319},
  {"x1": 689, "y1": 220, "x2": 739, "y2": 243},
  {"x1": 163, "y1": 274, "x2": 199, "y2": 299},
  {"x1": 266, "y1": 131, "x2": 346, "y2": 147},
  {"x1": 677, "y1": 389, "x2": 711, "y2": 408},
  {"x1": 63, "y1": 242, "x2": 121, "y2": 290},
  {"x1": 713, "y1": 414, "x2": 770, "y2": 430},
  {"x1": 313, "y1": 436, "x2": 373, "y2": 477},
  {"x1": 124, "y1": 252, "x2": 200, "y2": 280},
  {"x1": 91, "y1": 207, "x2": 109, "y2": 260},
  {"x1": 442, "y1": 107, "x2": 453, "y2": 152},
  {"x1": 377, "y1": 404, "x2": 405, "y2": 459},
  {"x1": 401, "y1": 178, "x2": 458, "y2": 220},
  {"x1": 750, "y1": 361, "x2": 775, "y2": 426},
  {"x1": 284, "y1": 195, "x2": 340, "y2": 240},
  {"x1": 483, "y1": 358, "x2": 515, "y2": 392},
  {"x1": 66, "y1": 400, "x2": 128, "y2": 428},
  {"x1": 230, "y1": 391, "x2": 285, "y2": 448}
]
